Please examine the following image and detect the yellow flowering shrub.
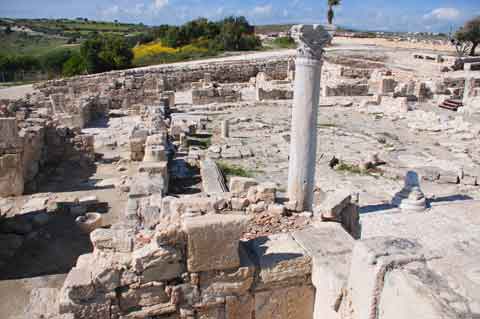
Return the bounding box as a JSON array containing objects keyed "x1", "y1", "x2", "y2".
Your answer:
[{"x1": 133, "y1": 42, "x2": 178, "y2": 60}]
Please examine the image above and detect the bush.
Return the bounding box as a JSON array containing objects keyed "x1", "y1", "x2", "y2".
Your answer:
[
  {"x1": 272, "y1": 36, "x2": 296, "y2": 49},
  {"x1": 80, "y1": 34, "x2": 133, "y2": 73},
  {"x1": 40, "y1": 49, "x2": 74, "y2": 75},
  {"x1": 62, "y1": 53, "x2": 86, "y2": 77}
]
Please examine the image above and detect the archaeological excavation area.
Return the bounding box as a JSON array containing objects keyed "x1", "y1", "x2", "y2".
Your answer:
[{"x1": 1, "y1": 25, "x2": 480, "y2": 319}]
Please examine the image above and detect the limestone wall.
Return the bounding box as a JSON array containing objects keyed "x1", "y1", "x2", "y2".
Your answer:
[
  {"x1": 0, "y1": 99, "x2": 95, "y2": 196},
  {"x1": 33, "y1": 57, "x2": 290, "y2": 110}
]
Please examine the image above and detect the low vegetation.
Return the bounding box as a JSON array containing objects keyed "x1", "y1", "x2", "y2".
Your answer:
[
  {"x1": 271, "y1": 37, "x2": 296, "y2": 49},
  {"x1": 334, "y1": 161, "x2": 383, "y2": 178},
  {"x1": 0, "y1": 16, "x2": 262, "y2": 82},
  {"x1": 217, "y1": 162, "x2": 254, "y2": 178},
  {"x1": 187, "y1": 135, "x2": 212, "y2": 149}
]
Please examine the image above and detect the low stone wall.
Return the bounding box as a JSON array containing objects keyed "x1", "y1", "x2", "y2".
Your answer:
[
  {"x1": 33, "y1": 57, "x2": 290, "y2": 111},
  {"x1": 192, "y1": 86, "x2": 242, "y2": 105},
  {"x1": 323, "y1": 81, "x2": 370, "y2": 97},
  {"x1": 0, "y1": 100, "x2": 95, "y2": 196}
]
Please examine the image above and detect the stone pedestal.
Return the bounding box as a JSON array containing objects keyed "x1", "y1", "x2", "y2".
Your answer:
[
  {"x1": 287, "y1": 25, "x2": 331, "y2": 211},
  {"x1": 392, "y1": 171, "x2": 426, "y2": 212}
]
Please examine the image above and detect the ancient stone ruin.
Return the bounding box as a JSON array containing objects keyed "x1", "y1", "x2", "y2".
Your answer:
[{"x1": 1, "y1": 24, "x2": 480, "y2": 319}]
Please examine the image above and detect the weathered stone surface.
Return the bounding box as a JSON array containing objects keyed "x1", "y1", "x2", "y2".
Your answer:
[
  {"x1": 225, "y1": 295, "x2": 254, "y2": 319},
  {"x1": 0, "y1": 154, "x2": 24, "y2": 197},
  {"x1": 119, "y1": 282, "x2": 170, "y2": 311},
  {"x1": 199, "y1": 243, "x2": 255, "y2": 301},
  {"x1": 229, "y1": 177, "x2": 258, "y2": 196},
  {"x1": 131, "y1": 241, "x2": 184, "y2": 282},
  {"x1": 200, "y1": 159, "x2": 228, "y2": 194},
  {"x1": 24, "y1": 288, "x2": 61, "y2": 319},
  {"x1": 231, "y1": 197, "x2": 250, "y2": 210},
  {"x1": 183, "y1": 214, "x2": 249, "y2": 272},
  {"x1": 196, "y1": 304, "x2": 226, "y2": 319},
  {"x1": 293, "y1": 224, "x2": 354, "y2": 319},
  {"x1": 247, "y1": 233, "x2": 311, "y2": 290},
  {"x1": 255, "y1": 182, "x2": 277, "y2": 204},
  {"x1": 267, "y1": 203, "x2": 286, "y2": 216},
  {"x1": 61, "y1": 267, "x2": 95, "y2": 301},
  {"x1": 255, "y1": 285, "x2": 315, "y2": 319},
  {"x1": 90, "y1": 228, "x2": 134, "y2": 253},
  {"x1": 341, "y1": 237, "x2": 426, "y2": 319},
  {"x1": 317, "y1": 190, "x2": 351, "y2": 220}
]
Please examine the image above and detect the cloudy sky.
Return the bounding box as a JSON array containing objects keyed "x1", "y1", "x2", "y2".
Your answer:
[{"x1": 0, "y1": 0, "x2": 479, "y2": 32}]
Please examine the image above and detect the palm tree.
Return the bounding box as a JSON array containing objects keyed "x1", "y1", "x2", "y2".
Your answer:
[{"x1": 327, "y1": 0, "x2": 341, "y2": 25}]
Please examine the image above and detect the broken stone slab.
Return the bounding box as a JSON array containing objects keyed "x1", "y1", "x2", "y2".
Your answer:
[
  {"x1": 120, "y1": 302, "x2": 176, "y2": 318},
  {"x1": 293, "y1": 223, "x2": 354, "y2": 319},
  {"x1": 378, "y1": 261, "x2": 473, "y2": 319},
  {"x1": 61, "y1": 267, "x2": 95, "y2": 302},
  {"x1": 118, "y1": 282, "x2": 170, "y2": 311},
  {"x1": 267, "y1": 203, "x2": 286, "y2": 216},
  {"x1": 20, "y1": 196, "x2": 49, "y2": 214},
  {"x1": 129, "y1": 173, "x2": 167, "y2": 198},
  {"x1": 200, "y1": 243, "x2": 255, "y2": 302},
  {"x1": 255, "y1": 182, "x2": 277, "y2": 204},
  {"x1": 247, "y1": 233, "x2": 312, "y2": 290},
  {"x1": 200, "y1": 159, "x2": 228, "y2": 194},
  {"x1": 138, "y1": 161, "x2": 168, "y2": 177},
  {"x1": 183, "y1": 214, "x2": 249, "y2": 272},
  {"x1": 437, "y1": 173, "x2": 460, "y2": 185},
  {"x1": 255, "y1": 285, "x2": 315, "y2": 319},
  {"x1": 317, "y1": 190, "x2": 351, "y2": 220},
  {"x1": 131, "y1": 241, "x2": 184, "y2": 282},
  {"x1": 231, "y1": 197, "x2": 250, "y2": 210},
  {"x1": 90, "y1": 227, "x2": 134, "y2": 253},
  {"x1": 341, "y1": 237, "x2": 427, "y2": 319},
  {"x1": 225, "y1": 294, "x2": 254, "y2": 319},
  {"x1": 229, "y1": 177, "x2": 258, "y2": 196}
]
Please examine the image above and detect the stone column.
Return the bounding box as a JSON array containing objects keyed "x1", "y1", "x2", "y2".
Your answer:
[
  {"x1": 287, "y1": 25, "x2": 331, "y2": 211},
  {"x1": 221, "y1": 120, "x2": 229, "y2": 138},
  {"x1": 463, "y1": 76, "x2": 474, "y2": 106}
]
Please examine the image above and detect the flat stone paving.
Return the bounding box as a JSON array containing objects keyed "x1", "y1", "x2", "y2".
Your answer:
[{"x1": 361, "y1": 200, "x2": 480, "y2": 311}]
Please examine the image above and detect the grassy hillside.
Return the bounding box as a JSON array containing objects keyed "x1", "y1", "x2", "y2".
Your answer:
[
  {"x1": 0, "y1": 32, "x2": 78, "y2": 56},
  {"x1": 0, "y1": 18, "x2": 148, "y2": 36}
]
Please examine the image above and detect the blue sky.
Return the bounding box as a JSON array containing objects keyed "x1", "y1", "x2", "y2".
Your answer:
[{"x1": 0, "y1": 0, "x2": 479, "y2": 32}]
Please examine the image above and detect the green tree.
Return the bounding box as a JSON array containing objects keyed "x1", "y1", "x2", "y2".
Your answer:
[
  {"x1": 80, "y1": 34, "x2": 133, "y2": 74},
  {"x1": 327, "y1": 0, "x2": 341, "y2": 25},
  {"x1": 81, "y1": 36, "x2": 105, "y2": 73},
  {"x1": 62, "y1": 53, "x2": 86, "y2": 77},
  {"x1": 41, "y1": 49, "x2": 73, "y2": 76},
  {"x1": 455, "y1": 16, "x2": 480, "y2": 56}
]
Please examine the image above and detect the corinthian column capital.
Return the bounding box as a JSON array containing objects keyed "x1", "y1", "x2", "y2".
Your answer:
[{"x1": 290, "y1": 24, "x2": 332, "y2": 60}]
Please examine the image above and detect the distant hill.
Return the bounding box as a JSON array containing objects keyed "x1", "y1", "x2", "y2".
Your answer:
[
  {"x1": 0, "y1": 18, "x2": 150, "y2": 57},
  {"x1": 0, "y1": 18, "x2": 149, "y2": 37}
]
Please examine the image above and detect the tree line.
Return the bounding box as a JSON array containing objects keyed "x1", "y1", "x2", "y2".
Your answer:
[{"x1": 0, "y1": 16, "x2": 261, "y2": 81}]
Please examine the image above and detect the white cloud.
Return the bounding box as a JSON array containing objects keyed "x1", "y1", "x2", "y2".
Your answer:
[
  {"x1": 253, "y1": 4, "x2": 273, "y2": 16},
  {"x1": 423, "y1": 8, "x2": 460, "y2": 21},
  {"x1": 153, "y1": 0, "x2": 169, "y2": 10}
]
